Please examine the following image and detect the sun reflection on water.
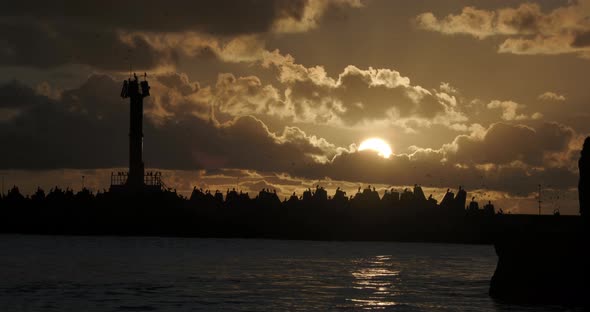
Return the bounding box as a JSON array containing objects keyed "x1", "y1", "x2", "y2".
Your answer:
[{"x1": 347, "y1": 255, "x2": 400, "y2": 310}]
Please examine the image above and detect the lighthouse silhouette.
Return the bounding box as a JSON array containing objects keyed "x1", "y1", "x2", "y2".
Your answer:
[
  {"x1": 123, "y1": 73, "x2": 148, "y2": 189},
  {"x1": 111, "y1": 73, "x2": 164, "y2": 192}
]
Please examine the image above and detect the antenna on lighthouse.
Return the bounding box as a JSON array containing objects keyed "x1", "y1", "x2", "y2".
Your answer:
[{"x1": 125, "y1": 47, "x2": 132, "y2": 80}]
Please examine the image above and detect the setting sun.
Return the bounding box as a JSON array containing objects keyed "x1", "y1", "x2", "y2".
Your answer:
[{"x1": 358, "y1": 138, "x2": 392, "y2": 159}]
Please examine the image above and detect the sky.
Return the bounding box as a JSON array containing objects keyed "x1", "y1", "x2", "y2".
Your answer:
[{"x1": 0, "y1": 0, "x2": 589, "y2": 214}]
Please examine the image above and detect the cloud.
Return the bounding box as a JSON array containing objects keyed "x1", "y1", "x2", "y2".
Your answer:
[
  {"x1": 446, "y1": 122, "x2": 575, "y2": 167},
  {"x1": 2, "y1": 2, "x2": 305, "y2": 35},
  {"x1": 439, "y1": 82, "x2": 458, "y2": 94},
  {"x1": 260, "y1": 50, "x2": 467, "y2": 129},
  {"x1": 271, "y1": 0, "x2": 364, "y2": 33},
  {"x1": 0, "y1": 22, "x2": 172, "y2": 70},
  {"x1": 416, "y1": 1, "x2": 590, "y2": 59},
  {"x1": 416, "y1": 6, "x2": 500, "y2": 39},
  {"x1": 538, "y1": 91, "x2": 566, "y2": 101},
  {"x1": 117, "y1": 32, "x2": 268, "y2": 65},
  {"x1": 486, "y1": 100, "x2": 541, "y2": 121},
  {"x1": 0, "y1": 80, "x2": 48, "y2": 108},
  {"x1": 0, "y1": 79, "x2": 61, "y2": 121},
  {"x1": 34, "y1": 82, "x2": 63, "y2": 101},
  {"x1": 149, "y1": 72, "x2": 212, "y2": 121},
  {"x1": 213, "y1": 73, "x2": 288, "y2": 118},
  {"x1": 0, "y1": 1, "x2": 363, "y2": 70}
]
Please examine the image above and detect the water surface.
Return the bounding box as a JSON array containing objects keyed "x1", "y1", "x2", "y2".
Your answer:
[{"x1": 0, "y1": 235, "x2": 574, "y2": 311}]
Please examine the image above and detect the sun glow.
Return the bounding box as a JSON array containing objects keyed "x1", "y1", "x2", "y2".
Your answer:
[{"x1": 358, "y1": 138, "x2": 392, "y2": 159}]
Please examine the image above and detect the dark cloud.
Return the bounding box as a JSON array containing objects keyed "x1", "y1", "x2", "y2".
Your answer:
[
  {"x1": 448, "y1": 122, "x2": 575, "y2": 166},
  {"x1": 0, "y1": 22, "x2": 171, "y2": 70},
  {"x1": 155, "y1": 72, "x2": 200, "y2": 95},
  {"x1": 0, "y1": 74, "x2": 339, "y2": 172},
  {"x1": 0, "y1": 0, "x2": 362, "y2": 70},
  {"x1": 499, "y1": 3, "x2": 543, "y2": 34},
  {"x1": 1, "y1": 1, "x2": 308, "y2": 35},
  {"x1": 572, "y1": 30, "x2": 590, "y2": 47},
  {"x1": 0, "y1": 75, "x2": 128, "y2": 169},
  {"x1": 0, "y1": 80, "x2": 47, "y2": 108}
]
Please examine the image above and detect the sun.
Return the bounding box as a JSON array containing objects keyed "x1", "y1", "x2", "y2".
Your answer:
[{"x1": 358, "y1": 138, "x2": 392, "y2": 159}]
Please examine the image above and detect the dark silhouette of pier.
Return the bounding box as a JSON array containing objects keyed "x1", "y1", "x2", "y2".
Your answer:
[
  {"x1": 0, "y1": 182, "x2": 498, "y2": 242},
  {"x1": 488, "y1": 136, "x2": 590, "y2": 305}
]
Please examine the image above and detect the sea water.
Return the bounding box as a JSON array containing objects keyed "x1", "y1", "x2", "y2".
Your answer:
[{"x1": 0, "y1": 235, "x2": 574, "y2": 311}]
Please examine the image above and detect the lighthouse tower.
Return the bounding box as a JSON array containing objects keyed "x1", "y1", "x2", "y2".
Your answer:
[
  {"x1": 122, "y1": 74, "x2": 149, "y2": 189},
  {"x1": 110, "y1": 73, "x2": 163, "y2": 192}
]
